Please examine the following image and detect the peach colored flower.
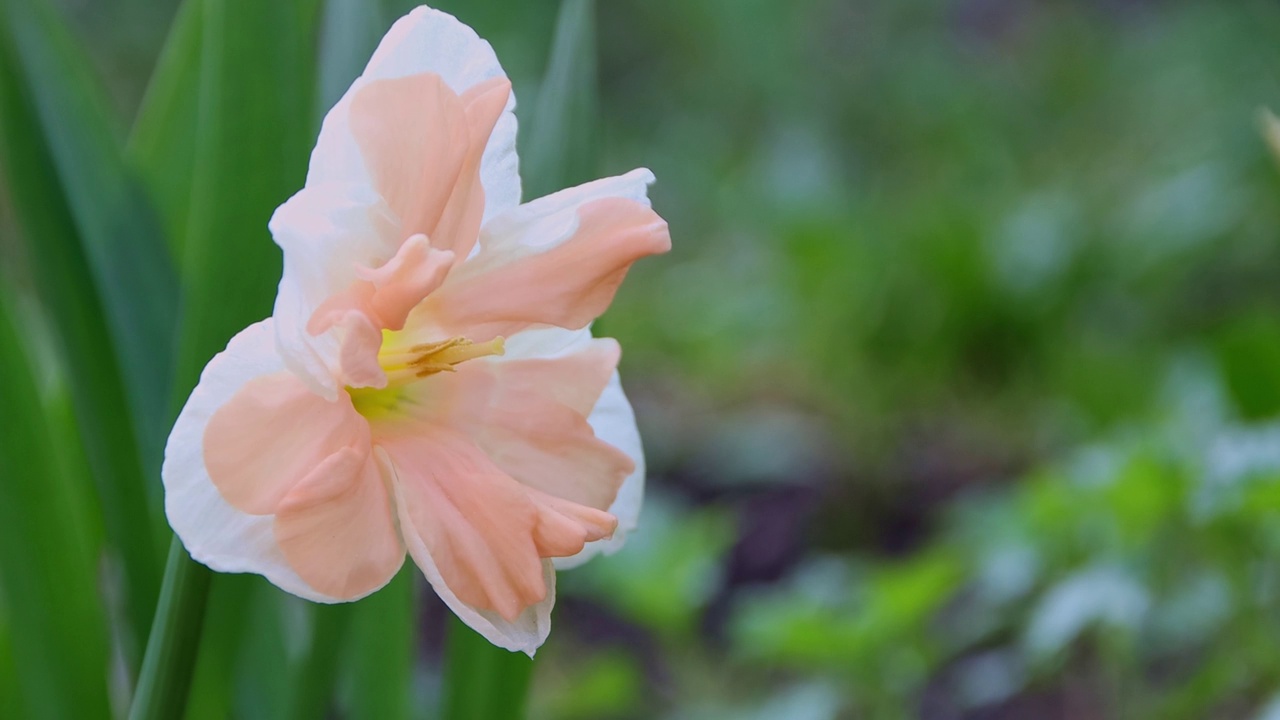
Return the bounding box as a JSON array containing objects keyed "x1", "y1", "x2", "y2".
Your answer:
[{"x1": 162, "y1": 6, "x2": 669, "y2": 654}]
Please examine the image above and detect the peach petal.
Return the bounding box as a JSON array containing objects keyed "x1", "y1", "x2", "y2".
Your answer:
[
  {"x1": 203, "y1": 372, "x2": 369, "y2": 515},
  {"x1": 349, "y1": 72, "x2": 508, "y2": 260},
  {"x1": 429, "y1": 77, "x2": 511, "y2": 261},
  {"x1": 483, "y1": 408, "x2": 634, "y2": 512},
  {"x1": 390, "y1": 341, "x2": 632, "y2": 512},
  {"x1": 559, "y1": 368, "x2": 646, "y2": 568},
  {"x1": 274, "y1": 446, "x2": 404, "y2": 599},
  {"x1": 389, "y1": 338, "x2": 629, "y2": 512},
  {"x1": 479, "y1": 341, "x2": 633, "y2": 511},
  {"x1": 307, "y1": 7, "x2": 522, "y2": 226},
  {"x1": 350, "y1": 73, "x2": 469, "y2": 245},
  {"x1": 494, "y1": 338, "x2": 622, "y2": 417},
  {"x1": 167, "y1": 319, "x2": 354, "y2": 602},
  {"x1": 337, "y1": 312, "x2": 388, "y2": 389},
  {"x1": 382, "y1": 429, "x2": 545, "y2": 621},
  {"x1": 354, "y1": 235, "x2": 455, "y2": 331},
  {"x1": 423, "y1": 197, "x2": 671, "y2": 341},
  {"x1": 307, "y1": 282, "x2": 376, "y2": 337},
  {"x1": 528, "y1": 487, "x2": 618, "y2": 558}
]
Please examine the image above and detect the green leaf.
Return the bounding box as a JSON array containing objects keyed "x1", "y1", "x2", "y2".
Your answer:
[
  {"x1": 522, "y1": 0, "x2": 598, "y2": 200},
  {"x1": 441, "y1": 614, "x2": 534, "y2": 720},
  {"x1": 173, "y1": 0, "x2": 323, "y2": 390},
  {"x1": 0, "y1": 17, "x2": 162, "y2": 659},
  {"x1": 128, "y1": 0, "x2": 204, "y2": 255},
  {"x1": 0, "y1": 290, "x2": 113, "y2": 720},
  {"x1": 178, "y1": 574, "x2": 253, "y2": 720},
  {"x1": 129, "y1": 541, "x2": 212, "y2": 720},
  {"x1": 286, "y1": 604, "x2": 353, "y2": 720},
  {"x1": 0, "y1": 614, "x2": 20, "y2": 719},
  {"x1": 0, "y1": 0, "x2": 179, "y2": 468},
  {"x1": 231, "y1": 588, "x2": 294, "y2": 719},
  {"x1": 345, "y1": 569, "x2": 417, "y2": 720}
]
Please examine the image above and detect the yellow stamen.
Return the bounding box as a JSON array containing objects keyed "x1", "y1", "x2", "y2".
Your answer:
[
  {"x1": 371, "y1": 334, "x2": 506, "y2": 392},
  {"x1": 406, "y1": 336, "x2": 506, "y2": 376},
  {"x1": 350, "y1": 335, "x2": 505, "y2": 420}
]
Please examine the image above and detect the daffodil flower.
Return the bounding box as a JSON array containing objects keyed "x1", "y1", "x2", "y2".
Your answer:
[{"x1": 162, "y1": 6, "x2": 669, "y2": 654}]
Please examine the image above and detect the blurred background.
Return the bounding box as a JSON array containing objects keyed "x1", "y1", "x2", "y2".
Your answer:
[{"x1": 4, "y1": 0, "x2": 1280, "y2": 718}]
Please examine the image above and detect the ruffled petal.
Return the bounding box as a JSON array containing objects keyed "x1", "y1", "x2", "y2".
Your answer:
[
  {"x1": 270, "y1": 184, "x2": 399, "y2": 399},
  {"x1": 274, "y1": 446, "x2": 404, "y2": 599},
  {"x1": 379, "y1": 428, "x2": 546, "y2": 622},
  {"x1": 475, "y1": 340, "x2": 634, "y2": 512},
  {"x1": 390, "y1": 452, "x2": 554, "y2": 655},
  {"x1": 163, "y1": 321, "x2": 346, "y2": 602},
  {"x1": 497, "y1": 330, "x2": 644, "y2": 546},
  {"x1": 414, "y1": 170, "x2": 670, "y2": 342},
  {"x1": 556, "y1": 370, "x2": 646, "y2": 569},
  {"x1": 528, "y1": 486, "x2": 617, "y2": 557},
  {"x1": 309, "y1": 234, "x2": 456, "y2": 339},
  {"x1": 379, "y1": 422, "x2": 614, "y2": 654},
  {"x1": 202, "y1": 371, "x2": 370, "y2": 515},
  {"x1": 308, "y1": 6, "x2": 520, "y2": 224},
  {"x1": 388, "y1": 337, "x2": 632, "y2": 514},
  {"x1": 348, "y1": 74, "x2": 508, "y2": 259}
]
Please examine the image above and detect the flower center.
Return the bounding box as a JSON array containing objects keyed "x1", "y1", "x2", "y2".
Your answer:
[
  {"x1": 348, "y1": 334, "x2": 505, "y2": 419},
  {"x1": 380, "y1": 335, "x2": 506, "y2": 381}
]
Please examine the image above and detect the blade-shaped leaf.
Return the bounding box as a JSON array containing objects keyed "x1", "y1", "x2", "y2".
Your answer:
[
  {"x1": 441, "y1": 614, "x2": 533, "y2": 720},
  {"x1": 0, "y1": 0, "x2": 179, "y2": 470},
  {"x1": 0, "y1": 614, "x2": 20, "y2": 719},
  {"x1": 173, "y1": 0, "x2": 322, "y2": 389},
  {"x1": 181, "y1": 575, "x2": 253, "y2": 720},
  {"x1": 522, "y1": 0, "x2": 598, "y2": 200},
  {"x1": 345, "y1": 569, "x2": 417, "y2": 720},
  {"x1": 0, "y1": 23, "x2": 161, "y2": 659},
  {"x1": 128, "y1": 0, "x2": 204, "y2": 256},
  {"x1": 285, "y1": 604, "x2": 353, "y2": 720},
  {"x1": 0, "y1": 290, "x2": 113, "y2": 720}
]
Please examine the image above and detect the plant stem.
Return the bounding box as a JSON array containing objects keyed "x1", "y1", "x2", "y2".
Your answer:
[
  {"x1": 440, "y1": 614, "x2": 534, "y2": 720},
  {"x1": 128, "y1": 538, "x2": 212, "y2": 720}
]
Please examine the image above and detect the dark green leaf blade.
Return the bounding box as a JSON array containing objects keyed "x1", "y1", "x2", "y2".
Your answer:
[
  {"x1": 127, "y1": 0, "x2": 204, "y2": 256},
  {"x1": 0, "y1": 290, "x2": 113, "y2": 720},
  {"x1": 0, "y1": 0, "x2": 179, "y2": 469},
  {"x1": 173, "y1": 0, "x2": 323, "y2": 390},
  {"x1": 0, "y1": 23, "x2": 162, "y2": 660},
  {"x1": 346, "y1": 569, "x2": 417, "y2": 720},
  {"x1": 441, "y1": 615, "x2": 533, "y2": 720}
]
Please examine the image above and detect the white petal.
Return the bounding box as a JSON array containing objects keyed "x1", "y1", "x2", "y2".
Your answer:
[
  {"x1": 480, "y1": 168, "x2": 655, "y2": 255},
  {"x1": 554, "y1": 370, "x2": 645, "y2": 570},
  {"x1": 496, "y1": 323, "x2": 647, "y2": 570},
  {"x1": 307, "y1": 6, "x2": 520, "y2": 224},
  {"x1": 163, "y1": 319, "x2": 344, "y2": 603},
  {"x1": 270, "y1": 184, "x2": 399, "y2": 399},
  {"x1": 388, "y1": 459, "x2": 554, "y2": 656},
  {"x1": 500, "y1": 325, "x2": 593, "y2": 361}
]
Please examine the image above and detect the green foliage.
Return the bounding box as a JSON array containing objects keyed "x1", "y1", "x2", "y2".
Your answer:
[
  {"x1": 343, "y1": 569, "x2": 419, "y2": 719},
  {"x1": 0, "y1": 291, "x2": 113, "y2": 719},
  {"x1": 6, "y1": 0, "x2": 1280, "y2": 718},
  {"x1": 0, "y1": 0, "x2": 169, "y2": 665},
  {"x1": 0, "y1": 0, "x2": 179, "y2": 454}
]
